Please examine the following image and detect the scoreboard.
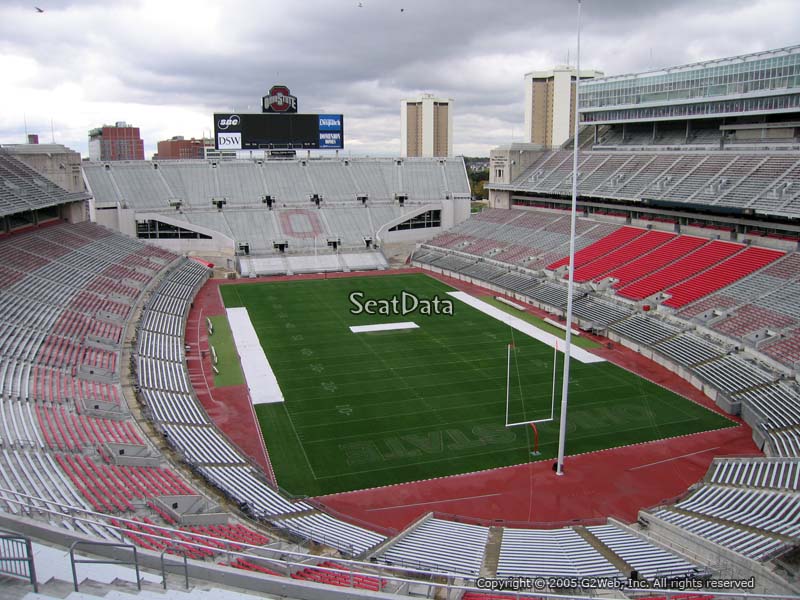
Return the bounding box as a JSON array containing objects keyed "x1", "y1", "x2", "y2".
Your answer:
[{"x1": 214, "y1": 113, "x2": 344, "y2": 150}]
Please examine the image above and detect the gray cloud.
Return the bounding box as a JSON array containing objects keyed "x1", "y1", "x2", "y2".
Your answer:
[{"x1": 0, "y1": 0, "x2": 797, "y2": 157}]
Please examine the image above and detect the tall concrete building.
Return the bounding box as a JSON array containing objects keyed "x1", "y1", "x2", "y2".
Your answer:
[
  {"x1": 400, "y1": 95, "x2": 453, "y2": 157},
  {"x1": 88, "y1": 122, "x2": 145, "y2": 161},
  {"x1": 523, "y1": 67, "x2": 603, "y2": 147}
]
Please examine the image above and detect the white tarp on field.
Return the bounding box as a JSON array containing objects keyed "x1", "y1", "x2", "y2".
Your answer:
[
  {"x1": 226, "y1": 307, "x2": 284, "y2": 404},
  {"x1": 447, "y1": 291, "x2": 605, "y2": 365},
  {"x1": 350, "y1": 322, "x2": 419, "y2": 333}
]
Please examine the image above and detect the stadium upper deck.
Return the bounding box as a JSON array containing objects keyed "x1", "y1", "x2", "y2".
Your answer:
[
  {"x1": 83, "y1": 156, "x2": 472, "y2": 273},
  {"x1": 580, "y1": 45, "x2": 800, "y2": 125},
  {"x1": 489, "y1": 149, "x2": 800, "y2": 220},
  {"x1": 0, "y1": 150, "x2": 89, "y2": 221}
]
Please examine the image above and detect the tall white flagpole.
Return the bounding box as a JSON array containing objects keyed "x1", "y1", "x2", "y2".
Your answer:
[{"x1": 556, "y1": 0, "x2": 582, "y2": 476}]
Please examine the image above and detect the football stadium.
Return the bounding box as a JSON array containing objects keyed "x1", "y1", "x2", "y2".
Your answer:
[{"x1": 1, "y1": 7, "x2": 800, "y2": 600}]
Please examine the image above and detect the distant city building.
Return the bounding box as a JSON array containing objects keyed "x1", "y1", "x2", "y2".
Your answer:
[
  {"x1": 88, "y1": 122, "x2": 144, "y2": 161},
  {"x1": 154, "y1": 136, "x2": 214, "y2": 160},
  {"x1": 524, "y1": 67, "x2": 603, "y2": 147},
  {"x1": 401, "y1": 95, "x2": 453, "y2": 157},
  {"x1": 2, "y1": 141, "x2": 84, "y2": 192}
]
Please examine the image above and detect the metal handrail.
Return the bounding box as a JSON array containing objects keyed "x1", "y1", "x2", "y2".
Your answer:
[
  {"x1": 69, "y1": 540, "x2": 140, "y2": 592},
  {"x1": 160, "y1": 544, "x2": 189, "y2": 590},
  {"x1": 2, "y1": 488, "x2": 799, "y2": 600},
  {"x1": 0, "y1": 531, "x2": 37, "y2": 593}
]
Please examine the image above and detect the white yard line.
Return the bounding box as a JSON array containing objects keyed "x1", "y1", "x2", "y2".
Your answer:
[
  {"x1": 447, "y1": 291, "x2": 606, "y2": 365},
  {"x1": 226, "y1": 307, "x2": 285, "y2": 405}
]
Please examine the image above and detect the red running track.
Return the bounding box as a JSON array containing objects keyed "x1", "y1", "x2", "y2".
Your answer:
[{"x1": 185, "y1": 268, "x2": 759, "y2": 533}]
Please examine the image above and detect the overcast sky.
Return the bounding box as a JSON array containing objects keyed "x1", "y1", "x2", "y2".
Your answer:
[{"x1": 1, "y1": 0, "x2": 798, "y2": 158}]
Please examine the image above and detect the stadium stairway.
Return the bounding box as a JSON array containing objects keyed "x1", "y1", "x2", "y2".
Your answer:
[{"x1": 2, "y1": 539, "x2": 400, "y2": 600}]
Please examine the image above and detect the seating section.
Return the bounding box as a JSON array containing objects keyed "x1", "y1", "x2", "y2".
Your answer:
[
  {"x1": 0, "y1": 222, "x2": 234, "y2": 545},
  {"x1": 132, "y1": 263, "x2": 388, "y2": 556},
  {"x1": 419, "y1": 208, "x2": 622, "y2": 271},
  {"x1": 604, "y1": 236, "x2": 707, "y2": 289},
  {"x1": 291, "y1": 561, "x2": 386, "y2": 592},
  {"x1": 609, "y1": 315, "x2": 682, "y2": 346},
  {"x1": 0, "y1": 151, "x2": 89, "y2": 217},
  {"x1": 709, "y1": 457, "x2": 800, "y2": 491},
  {"x1": 761, "y1": 327, "x2": 800, "y2": 368},
  {"x1": 651, "y1": 334, "x2": 725, "y2": 367},
  {"x1": 500, "y1": 149, "x2": 800, "y2": 219},
  {"x1": 571, "y1": 230, "x2": 675, "y2": 283},
  {"x1": 375, "y1": 517, "x2": 488, "y2": 576},
  {"x1": 662, "y1": 246, "x2": 784, "y2": 308},
  {"x1": 645, "y1": 458, "x2": 800, "y2": 562},
  {"x1": 547, "y1": 226, "x2": 645, "y2": 271},
  {"x1": 278, "y1": 512, "x2": 386, "y2": 556},
  {"x1": 618, "y1": 240, "x2": 742, "y2": 301},
  {"x1": 1, "y1": 204, "x2": 798, "y2": 589},
  {"x1": 497, "y1": 527, "x2": 620, "y2": 580},
  {"x1": 742, "y1": 383, "x2": 800, "y2": 428},
  {"x1": 586, "y1": 525, "x2": 703, "y2": 581},
  {"x1": 83, "y1": 157, "x2": 470, "y2": 256},
  {"x1": 109, "y1": 516, "x2": 271, "y2": 559}
]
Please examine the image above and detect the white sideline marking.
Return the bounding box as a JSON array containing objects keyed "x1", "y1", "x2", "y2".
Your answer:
[
  {"x1": 226, "y1": 307, "x2": 284, "y2": 405},
  {"x1": 366, "y1": 492, "x2": 502, "y2": 512},
  {"x1": 627, "y1": 446, "x2": 720, "y2": 471},
  {"x1": 350, "y1": 322, "x2": 419, "y2": 333},
  {"x1": 447, "y1": 291, "x2": 605, "y2": 364}
]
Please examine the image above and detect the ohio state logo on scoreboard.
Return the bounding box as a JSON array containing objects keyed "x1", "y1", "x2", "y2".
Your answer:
[{"x1": 262, "y1": 85, "x2": 298, "y2": 113}]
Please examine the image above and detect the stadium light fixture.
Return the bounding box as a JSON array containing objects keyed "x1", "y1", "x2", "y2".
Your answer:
[{"x1": 556, "y1": 0, "x2": 582, "y2": 476}]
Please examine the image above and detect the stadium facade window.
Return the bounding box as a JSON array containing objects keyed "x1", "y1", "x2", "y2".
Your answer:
[
  {"x1": 136, "y1": 220, "x2": 212, "y2": 240},
  {"x1": 581, "y1": 93, "x2": 800, "y2": 124},
  {"x1": 388, "y1": 209, "x2": 442, "y2": 231},
  {"x1": 580, "y1": 50, "x2": 800, "y2": 118}
]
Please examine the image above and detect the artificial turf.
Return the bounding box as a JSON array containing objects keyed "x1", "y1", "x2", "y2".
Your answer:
[{"x1": 219, "y1": 273, "x2": 734, "y2": 497}]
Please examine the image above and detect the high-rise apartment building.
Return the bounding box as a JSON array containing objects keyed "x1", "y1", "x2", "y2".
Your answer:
[
  {"x1": 400, "y1": 95, "x2": 453, "y2": 157},
  {"x1": 524, "y1": 67, "x2": 603, "y2": 147}
]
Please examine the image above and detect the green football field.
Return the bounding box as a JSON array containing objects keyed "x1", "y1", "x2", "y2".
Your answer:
[{"x1": 219, "y1": 273, "x2": 733, "y2": 497}]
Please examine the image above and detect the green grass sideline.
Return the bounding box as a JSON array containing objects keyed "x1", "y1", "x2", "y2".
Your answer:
[
  {"x1": 478, "y1": 295, "x2": 601, "y2": 349},
  {"x1": 208, "y1": 314, "x2": 245, "y2": 387}
]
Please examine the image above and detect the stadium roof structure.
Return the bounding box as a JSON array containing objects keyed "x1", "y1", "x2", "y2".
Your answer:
[{"x1": 0, "y1": 149, "x2": 89, "y2": 218}]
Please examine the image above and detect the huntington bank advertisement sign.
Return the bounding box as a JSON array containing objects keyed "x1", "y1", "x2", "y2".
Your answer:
[{"x1": 214, "y1": 85, "x2": 344, "y2": 151}]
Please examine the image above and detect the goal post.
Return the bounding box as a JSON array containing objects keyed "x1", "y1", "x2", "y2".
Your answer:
[{"x1": 504, "y1": 341, "x2": 558, "y2": 429}]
